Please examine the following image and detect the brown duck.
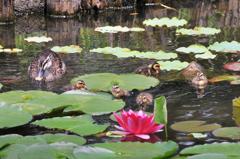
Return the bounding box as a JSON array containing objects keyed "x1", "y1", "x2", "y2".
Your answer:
[
  {"x1": 135, "y1": 62, "x2": 161, "y2": 78},
  {"x1": 28, "y1": 49, "x2": 66, "y2": 82},
  {"x1": 136, "y1": 92, "x2": 153, "y2": 110},
  {"x1": 181, "y1": 61, "x2": 204, "y2": 80},
  {"x1": 111, "y1": 85, "x2": 130, "y2": 99},
  {"x1": 63, "y1": 80, "x2": 88, "y2": 91},
  {"x1": 192, "y1": 72, "x2": 208, "y2": 89}
]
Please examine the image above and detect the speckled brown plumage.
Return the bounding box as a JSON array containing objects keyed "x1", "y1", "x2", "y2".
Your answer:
[{"x1": 135, "y1": 62, "x2": 160, "y2": 78}]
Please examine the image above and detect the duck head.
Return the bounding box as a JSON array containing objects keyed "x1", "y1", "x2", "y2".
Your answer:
[
  {"x1": 74, "y1": 80, "x2": 87, "y2": 90},
  {"x1": 35, "y1": 54, "x2": 53, "y2": 81},
  {"x1": 151, "y1": 63, "x2": 161, "y2": 74}
]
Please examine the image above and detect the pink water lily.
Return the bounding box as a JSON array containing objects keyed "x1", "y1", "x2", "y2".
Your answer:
[{"x1": 113, "y1": 110, "x2": 164, "y2": 139}]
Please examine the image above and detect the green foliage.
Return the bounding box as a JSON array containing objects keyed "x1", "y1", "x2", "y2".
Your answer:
[
  {"x1": 157, "y1": 60, "x2": 189, "y2": 71},
  {"x1": 95, "y1": 26, "x2": 145, "y2": 33},
  {"x1": 143, "y1": 17, "x2": 187, "y2": 27},
  {"x1": 176, "y1": 27, "x2": 220, "y2": 36},
  {"x1": 208, "y1": 41, "x2": 240, "y2": 53},
  {"x1": 154, "y1": 96, "x2": 167, "y2": 124},
  {"x1": 51, "y1": 45, "x2": 82, "y2": 53},
  {"x1": 212, "y1": 127, "x2": 240, "y2": 140}
]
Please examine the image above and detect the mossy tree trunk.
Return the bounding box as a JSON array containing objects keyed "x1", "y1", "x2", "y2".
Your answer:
[
  {"x1": 46, "y1": 0, "x2": 81, "y2": 17},
  {"x1": 0, "y1": 0, "x2": 14, "y2": 24}
]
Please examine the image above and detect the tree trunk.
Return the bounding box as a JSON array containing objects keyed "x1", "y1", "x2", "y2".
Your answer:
[
  {"x1": 0, "y1": 0, "x2": 14, "y2": 24},
  {"x1": 46, "y1": 0, "x2": 81, "y2": 17},
  {"x1": 0, "y1": 24, "x2": 15, "y2": 47}
]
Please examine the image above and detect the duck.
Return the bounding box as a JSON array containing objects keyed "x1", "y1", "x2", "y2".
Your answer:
[
  {"x1": 191, "y1": 72, "x2": 208, "y2": 89},
  {"x1": 28, "y1": 49, "x2": 66, "y2": 82},
  {"x1": 111, "y1": 85, "x2": 130, "y2": 99},
  {"x1": 136, "y1": 92, "x2": 153, "y2": 110},
  {"x1": 63, "y1": 80, "x2": 88, "y2": 91},
  {"x1": 181, "y1": 61, "x2": 204, "y2": 80},
  {"x1": 135, "y1": 62, "x2": 161, "y2": 78}
]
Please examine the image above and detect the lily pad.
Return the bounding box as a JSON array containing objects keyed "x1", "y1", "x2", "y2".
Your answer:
[
  {"x1": 209, "y1": 75, "x2": 240, "y2": 83},
  {"x1": 0, "y1": 107, "x2": 32, "y2": 129},
  {"x1": 212, "y1": 127, "x2": 240, "y2": 140},
  {"x1": 93, "y1": 141, "x2": 178, "y2": 159},
  {"x1": 157, "y1": 60, "x2": 189, "y2": 71},
  {"x1": 71, "y1": 73, "x2": 159, "y2": 91},
  {"x1": 51, "y1": 45, "x2": 82, "y2": 54},
  {"x1": 233, "y1": 97, "x2": 240, "y2": 107},
  {"x1": 73, "y1": 147, "x2": 117, "y2": 159},
  {"x1": 1, "y1": 48, "x2": 23, "y2": 53},
  {"x1": 95, "y1": 26, "x2": 145, "y2": 33},
  {"x1": 24, "y1": 36, "x2": 52, "y2": 43},
  {"x1": 176, "y1": 27, "x2": 221, "y2": 36},
  {"x1": 187, "y1": 153, "x2": 229, "y2": 159},
  {"x1": 223, "y1": 62, "x2": 240, "y2": 71},
  {"x1": 180, "y1": 143, "x2": 240, "y2": 157},
  {"x1": 0, "y1": 45, "x2": 3, "y2": 49},
  {"x1": 143, "y1": 17, "x2": 187, "y2": 27},
  {"x1": 90, "y1": 47, "x2": 178, "y2": 60},
  {"x1": 195, "y1": 51, "x2": 216, "y2": 59},
  {"x1": 208, "y1": 41, "x2": 240, "y2": 53},
  {"x1": 0, "y1": 134, "x2": 23, "y2": 149},
  {"x1": 33, "y1": 115, "x2": 109, "y2": 136},
  {"x1": 176, "y1": 44, "x2": 209, "y2": 54},
  {"x1": 170, "y1": 120, "x2": 222, "y2": 133}
]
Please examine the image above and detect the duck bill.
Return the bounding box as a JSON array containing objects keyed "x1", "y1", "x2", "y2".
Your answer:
[{"x1": 35, "y1": 69, "x2": 44, "y2": 81}]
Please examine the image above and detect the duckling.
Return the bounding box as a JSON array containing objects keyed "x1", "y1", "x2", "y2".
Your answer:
[
  {"x1": 191, "y1": 72, "x2": 208, "y2": 89},
  {"x1": 111, "y1": 85, "x2": 130, "y2": 99},
  {"x1": 63, "y1": 80, "x2": 87, "y2": 91},
  {"x1": 28, "y1": 49, "x2": 66, "y2": 82},
  {"x1": 136, "y1": 92, "x2": 153, "y2": 110},
  {"x1": 181, "y1": 61, "x2": 204, "y2": 80},
  {"x1": 135, "y1": 62, "x2": 160, "y2": 78}
]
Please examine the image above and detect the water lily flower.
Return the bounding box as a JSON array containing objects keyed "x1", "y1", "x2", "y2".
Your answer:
[{"x1": 113, "y1": 110, "x2": 164, "y2": 139}]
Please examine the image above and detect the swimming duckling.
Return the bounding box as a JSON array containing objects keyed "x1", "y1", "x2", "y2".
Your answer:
[
  {"x1": 135, "y1": 62, "x2": 161, "y2": 78},
  {"x1": 28, "y1": 49, "x2": 66, "y2": 82},
  {"x1": 136, "y1": 92, "x2": 153, "y2": 110},
  {"x1": 63, "y1": 80, "x2": 88, "y2": 91},
  {"x1": 181, "y1": 61, "x2": 204, "y2": 80},
  {"x1": 191, "y1": 72, "x2": 208, "y2": 89},
  {"x1": 111, "y1": 85, "x2": 130, "y2": 99}
]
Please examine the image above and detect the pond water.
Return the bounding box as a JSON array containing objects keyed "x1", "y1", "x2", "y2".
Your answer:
[{"x1": 0, "y1": 0, "x2": 239, "y2": 150}]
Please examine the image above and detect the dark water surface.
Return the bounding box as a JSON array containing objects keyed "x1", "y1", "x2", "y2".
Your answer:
[{"x1": 0, "y1": 0, "x2": 239, "y2": 147}]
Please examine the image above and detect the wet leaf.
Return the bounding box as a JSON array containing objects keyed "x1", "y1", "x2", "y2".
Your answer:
[
  {"x1": 154, "y1": 96, "x2": 167, "y2": 124},
  {"x1": 212, "y1": 127, "x2": 240, "y2": 140},
  {"x1": 92, "y1": 141, "x2": 179, "y2": 159},
  {"x1": 90, "y1": 47, "x2": 178, "y2": 60},
  {"x1": 223, "y1": 62, "x2": 240, "y2": 71},
  {"x1": 95, "y1": 26, "x2": 145, "y2": 33},
  {"x1": 170, "y1": 120, "x2": 222, "y2": 133},
  {"x1": 24, "y1": 36, "x2": 52, "y2": 43},
  {"x1": 190, "y1": 133, "x2": 207, "y2": 139},
  {"x1": 157, "y1": 60, "x2": 189, "y2": 71},
  {"x1": 187, "y1": 153, "x2": 228, "y2": 159},
  {"x1": 0, "y1": 44, "x2": 3, "y2": 49},
  {"x1": 33, "y1": 115, "x2": 109, "y2": 136},
  {"x1": 209, "y1": 75, "x2": 240, "y2": 83},
  {"x1": 71, "y1": 73, "x2": 159, "y2": 91},
  {"x1": 0, "y1": 107, "x2": 32, "y2": 129},
  {"x1": 2, "y1": 48, "x2": 23, "y2": 53},
  {"x1": 233, "y1": 97, "x2": 240, "y2": 107},
  {"x1": 176, "y1": 27, "x2": 220, "y2": 36},
  {"x1": 51, "y1": 45, "x2": 82, "y2": 54},
  {"x1": 143, "y1": 17, "x2": 187, "y2": 27},
  {"x1": 0, "y1": 134, "x2": 23, "y2": 149},
  {"x1": 194, "y1": 51, "x2": 216, "y2": 59},
  {"x1": 208, "y1": 41, "x2": 240, "y2": 53},
  {"x1": 233, "y1": 106, "x2": 240, "y2": 126},
  {"x1": 176, "y1": 44, "x2": 209, "y2": 54}
]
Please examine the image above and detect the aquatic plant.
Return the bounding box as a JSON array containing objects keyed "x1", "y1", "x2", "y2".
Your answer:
[
  {"x1": 223, "y1": 62, "x2": 240, "y2": 71},
  {"x1": 95, "y1": 26, "x2": 145, "y2": 33},
  {"x1": 143, "y1": 17, "x2": 187, "y2": 27},
  {"x1": 24, "y1": 36, "x2": 52, "y2": 43},
  {"x1": 176, "y1": 27, "x2": 221, "y2": 36},
  {"x1": 51, "y1": 45, "x2": 82, "y2": 53},
  {"x1": 113, "y1": 110, "x2": 164, "y2": 139},
  {"x1": 208, "y1": 41, "x2": 240, "y2": 53}
]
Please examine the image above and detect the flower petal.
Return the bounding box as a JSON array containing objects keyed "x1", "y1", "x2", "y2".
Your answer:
[{"x1": 135, "y1": 134, "x2": 150, "y2": 140}]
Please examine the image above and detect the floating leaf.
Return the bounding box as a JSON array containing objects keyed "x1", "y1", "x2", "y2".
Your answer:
[
  {"x1": 95, "y1": 26, "x2": 145, "y2": 33},
  {"x1": 0, "y1": 134, "x2": 23, "y2": 149},
  {"x1": 180, "y1": 143, "x2": 240, "y2": 156},
  {"x1": 0, "y1": 83, "x2": 2, "y2": 90},
  {"x1": 191, "y1": 133, "x2": 207, "y2": 139},
  {"x1": 233, "y1": 106, "x2": 240, "y2": 126},
  {"x1": 208, "y1": 41, "x2": 240, "y2": 53},
  {"x1": 212, "y1": 127, "x2": 240, "y2": 140},
  {"x1": 176, "y1": 27, "x2": 221, "y2": 36},
  {"x1": 154, "y1": 96, "x2": 167, "y2": 124},
  {"x1": 176, "y1": 44, "x2": 209, "y2": 54},
  {"x1": 2, "y1": 48, "x2": 23, "y2": 53},
  {"x1": 33, "y1": 115, "x2": 109, "y2": 136},
  {"x1": 209, "y1": 75, "x2": 240, "y2": 83},
  {"x1": 0, "y1": 107, "x2": 32, "y2": 129},
  {"x1": 51, "y1": 45, "x2": 82, "y2": 54},
  {"x1": 186, "y1": 153, "x2": 229, "y2": 159},
  {"x1": 223, "y1": 62, "x2": 240, "y2": 71},
  {"x1": 195, "y1": 51, "x2": 216, "y2": 59},
  {"x1": 93, "y1": 141, "x2": 179, "y2": 159},
  {"x1": 0, "y1": 44, "x2": 3, "y2": 49},
  {"x1": 157, "y1": 60, "x2": 189, "y2": 71},
  {"x1": 170, "y1": 120, "x2": 222, "y2": 133},
  {"x1": 143, "y1": 17, "x2": 187, "y2": 27},
  {"x1": 233, "y1": 97, "x2": 240, "y2": 107},
  {"x1": 90, "y1": 47, "x2": 178, "y2": 60},
  {"x1": 24, "y1": 36, "x2": 53, "y2": 43},
  {"x1": 71, "y1": 73, "x2": 159, "y2": 91}
]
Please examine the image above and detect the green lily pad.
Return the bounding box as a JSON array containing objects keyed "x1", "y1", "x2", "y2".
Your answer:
[
  {"x1": 157, "y1": 60, "x2": 189, "y2": 71},
  {"x1": 187, "y1": 153, "x2": 229, "y2": 159},
  {"x1": 0, "y1": 107, "x2": 32, "y2": 129},
  {"x1": 143, "y1": 17, "x2": 187, "y2": 27},
  {"x1": 71, "y1": 73, "x2": 159, "y2": 91},
  {"x1": 33, "y1": 115, "x2": 109, "y2": 136},
  {"x1": 233, "y1": 97, "x2": 240, "y2": 107},
  {"x1": 90, "y1": 47, "x2": 178, "y2": 60},
  {"x1": 51, "y1": 45, "x2": 82, "y2": 53},
  {"x1": 195, "y1": 51, "x2": 216, "y2": 59},
  {"x1": 212, "y1": 127, "x2": 240, "y2": 140},
  {"x1": 176, "y1": 27, "x2": 221, "y2": 36},
  {"x1": 180, "y1": 143, "x2": 240, "y2": 156},
  {"x1": 0, "y1": 134, "x2": 23, "y2": 149},
  {"x1": 154, "y1": 96, "x2": 167, "y2": 124},
  {"x1": 95, "y1": 26, "x2": 145, "y2": 33},
  {"x1": 176, "y1": 44, "x2": 209, "y2": 54},
  {"x1": 208, "y1": 41, "x2": 240, "y2": 53},
  {"x1": 24, "y1": 36, "x2": 52, "y2": 43},
  {"x1": 170, "y1": 120, "x2": 222, "y2": 133},
  {"x1": 92, "y1": 141, "x2": 178, "y2": 159}
]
